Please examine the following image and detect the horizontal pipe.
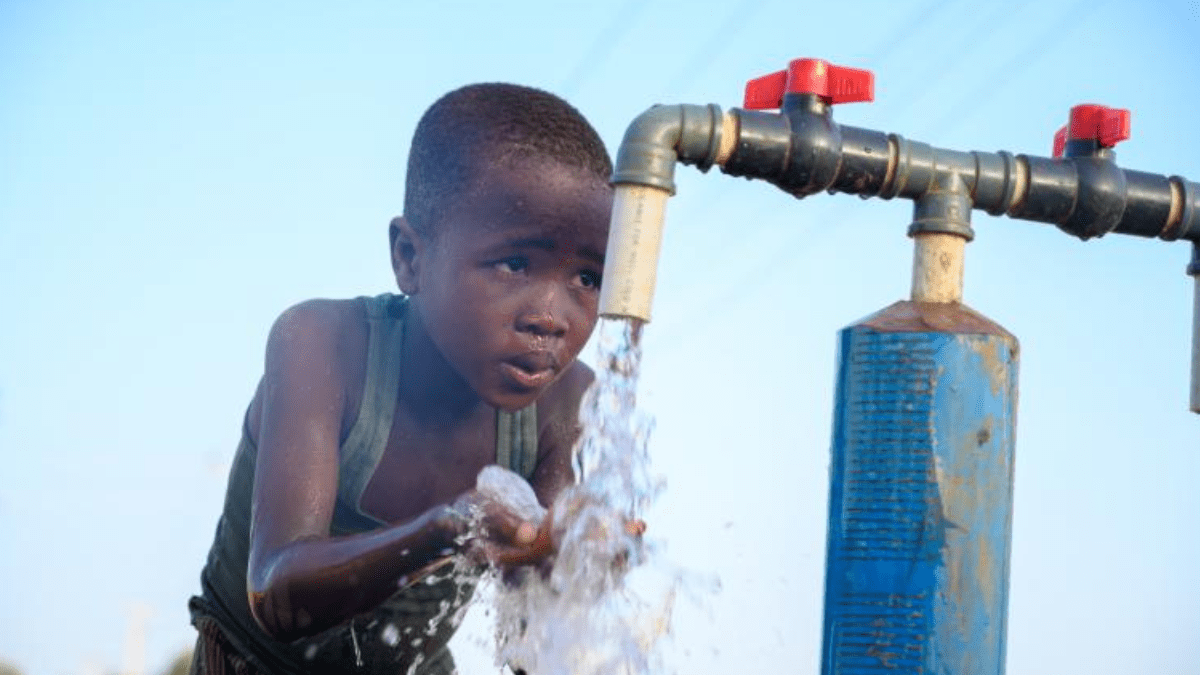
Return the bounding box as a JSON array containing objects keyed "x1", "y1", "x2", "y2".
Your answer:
[
  {"x1": 717, "y1": 102, "x2": 1200, "y2": 243},
  {"x1": 602, "y1": 99, "x2": 1199, "y2": 323}
]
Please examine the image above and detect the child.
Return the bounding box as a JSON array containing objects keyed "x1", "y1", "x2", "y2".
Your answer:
[{"x1": 188, "y1": 83, "x2": 614, "y2": 674}]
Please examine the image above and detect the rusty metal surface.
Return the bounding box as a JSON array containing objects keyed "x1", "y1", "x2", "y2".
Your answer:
[{"x1": 856, "y1": 300, "x2": 1017, "y2": 342}]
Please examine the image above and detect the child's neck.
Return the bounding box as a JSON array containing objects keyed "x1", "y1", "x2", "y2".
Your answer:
[{"x1": 399, "y1": 303, "x2": 487, "y2": 429}]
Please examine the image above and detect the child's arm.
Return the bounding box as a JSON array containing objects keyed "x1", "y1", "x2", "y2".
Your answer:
[
  {"x1": 243, "y1": 301, "x2": 533, "y2": 642},
  {"x1": 531, "y1": 360, "x2": 593, "y2": 507}
]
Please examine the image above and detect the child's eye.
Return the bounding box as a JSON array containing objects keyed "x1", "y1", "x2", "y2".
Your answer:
[
  {"x1": 579, "y1": 269, "x2": 601, "y2": 289},
  {"x1": 495, "y1": 256, "x2": 529, "y2": 273}
]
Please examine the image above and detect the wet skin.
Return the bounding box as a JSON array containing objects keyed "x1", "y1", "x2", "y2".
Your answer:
[{"x1": 244, "y1": 157, "x2": 612, "y2": 641}]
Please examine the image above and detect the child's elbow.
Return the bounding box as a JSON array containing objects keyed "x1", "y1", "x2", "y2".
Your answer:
[{"x1": 248, "y1": 587, "x2": 314, "y2": 643}]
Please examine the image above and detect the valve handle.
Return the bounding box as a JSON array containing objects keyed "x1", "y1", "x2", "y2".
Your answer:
[
  {"x1": 1052, "y1": 103, "x2": 1132, "y2": 158},
  {"x1": 744, "y1": 58, "x2": 874, "y2": 110}
]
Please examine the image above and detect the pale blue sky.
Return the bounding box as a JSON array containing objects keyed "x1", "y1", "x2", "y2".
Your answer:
[{"x1": 2, "y1": 1, "x2": 1198, "y2": 673}]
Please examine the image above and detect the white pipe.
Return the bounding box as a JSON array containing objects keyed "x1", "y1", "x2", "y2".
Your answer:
[
  {"x1": 599, "y1": 184, "x2": 671, "y2": 322},
  {"x1": 910, "y1": 232, "x2": 966, "y2": 303}
]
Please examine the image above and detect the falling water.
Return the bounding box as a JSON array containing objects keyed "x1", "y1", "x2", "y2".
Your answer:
[{"x1": 487, "y1": 316, "x2": 687, "y2": 675}]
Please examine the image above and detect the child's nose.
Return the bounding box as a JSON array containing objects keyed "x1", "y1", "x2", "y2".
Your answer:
[
  {"x1": 517, "y1": 288, "x2": 569, "y2": 338},
  {"x1": 517, "y1": 308, "x2": 568, "y2": 338}
]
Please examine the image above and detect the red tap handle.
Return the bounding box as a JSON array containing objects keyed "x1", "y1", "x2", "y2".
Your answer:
[
  {"x1": 1052, "y1": 104, "x2": 1131, "y2": 158},
  {"x1": 744, "y1": 58, "x2": 874, "y2": 110},
  {"x1": 1052, "y1": 126, "x2": 1069, "y2": 159}
]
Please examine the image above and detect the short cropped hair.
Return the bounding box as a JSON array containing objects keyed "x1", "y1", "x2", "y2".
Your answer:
[{"x1": 404, "y1": 83, "x2": 612, "y2": 237}]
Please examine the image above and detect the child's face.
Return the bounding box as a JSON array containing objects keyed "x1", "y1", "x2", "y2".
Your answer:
[{"x1": 406, "y1": 157, "x2": 612, "y2": 411}]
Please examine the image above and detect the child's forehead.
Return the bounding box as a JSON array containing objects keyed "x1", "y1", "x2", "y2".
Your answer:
[
  {"x1": 474, "y1": 154, "x2": 609, "y2": 198},
  {"x1": 444, "y1": 156, "x2": 611, "y2": 237}
]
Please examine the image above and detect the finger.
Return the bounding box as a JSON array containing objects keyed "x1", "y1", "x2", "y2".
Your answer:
[
  {"x1": 490, "y1": 543, "x2": 546, "y2": 568},
  {"x1": 525, "y1": 523, "x2": 553, "y2": 558},
  {"x1": 483, "y1": 528, "x2": 554, "y2": 568},
  {"x1": 476, "y1": 540, "x2": 532, "y2": 568},
  {"x1": 514, "y1": 521, "x2": 538, "y2": 546},
  {"x1": 478, "y1": 504, "x2": 530, "y2": 542},
  {"x1": 626, "y1": 519, "x2": 647, "y2": 537}
]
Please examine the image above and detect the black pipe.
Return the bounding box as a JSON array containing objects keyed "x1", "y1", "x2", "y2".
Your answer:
[{"x1": 718, "y1": 101, "x2": 1200, "y2": 243}]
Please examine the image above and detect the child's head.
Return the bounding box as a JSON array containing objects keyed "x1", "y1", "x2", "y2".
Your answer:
[
  {"x1": 392, "y1": 83, "x2": 613, "y2": 411},
  {"x1": 402, "y1": 83, "x2": 612, "y2": 239}
]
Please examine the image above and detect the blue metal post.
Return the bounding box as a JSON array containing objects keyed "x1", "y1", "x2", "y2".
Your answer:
[{"x1": 821, "y1": 301, "x2": 1018, "y2": 674}]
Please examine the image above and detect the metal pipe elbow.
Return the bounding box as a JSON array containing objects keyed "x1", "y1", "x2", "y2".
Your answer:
[{"x1": 611, "y1": 103, "x2": 729, "y2": 194}]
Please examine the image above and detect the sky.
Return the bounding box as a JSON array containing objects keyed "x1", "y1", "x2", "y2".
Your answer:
[{"x1": 1, "y1": 1, "x2": 1198, "y2": 673}]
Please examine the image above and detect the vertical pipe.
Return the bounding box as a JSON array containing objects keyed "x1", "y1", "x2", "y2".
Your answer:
[
  {"x1": 1190, "y1": 244, "x2": 1200, "y2": 413},
  {"x1": 911, "y1": 233, "x2": 966, "y2": 303},
  {"x1": 598, "y1": 185, "x2": 671, "y2": 322}
]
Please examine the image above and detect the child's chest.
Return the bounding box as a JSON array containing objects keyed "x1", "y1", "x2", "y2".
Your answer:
[{"x1": 357, "y1": 410, "x2": 498, "y2": 525}]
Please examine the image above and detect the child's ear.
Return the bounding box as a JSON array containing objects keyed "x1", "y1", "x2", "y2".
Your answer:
[{"x1": 389, "y1": 216, "x2": 422, "y2": 295}]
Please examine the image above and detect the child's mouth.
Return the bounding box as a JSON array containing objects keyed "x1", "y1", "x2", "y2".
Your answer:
[{"x1": 502, "y1": 354, "x2": 558, "y2": 389}]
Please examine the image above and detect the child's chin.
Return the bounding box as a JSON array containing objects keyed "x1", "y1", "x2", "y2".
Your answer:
[{"x1": 487, "y1": 388, "x2": 542, "y2": 413}]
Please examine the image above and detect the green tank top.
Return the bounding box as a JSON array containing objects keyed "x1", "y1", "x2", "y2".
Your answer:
[{"x1": 190, "y1": 293, "x2": 539, "y2": 674}]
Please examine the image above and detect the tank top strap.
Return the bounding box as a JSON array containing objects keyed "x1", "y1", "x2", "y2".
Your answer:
[
  {"x1": 496, "y1": 404, "x2": 538, "y2": 480},
  {"x1": 339, "y1": 293, "x2": 407, "y2": 512},
  {"x1": 338, "y1": 292, "x2": 539, "y2": 517}
]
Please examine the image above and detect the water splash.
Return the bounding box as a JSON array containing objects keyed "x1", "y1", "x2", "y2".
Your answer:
[{"x1": 490, "y1": 317, "x2": 686, "y2": 675}]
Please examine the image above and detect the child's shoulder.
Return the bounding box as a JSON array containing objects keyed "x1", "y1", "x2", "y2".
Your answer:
[
  {"x1": 267, "y1": 297, "x2": 372, "y2": 365},
  {"x1": 253, "y1": 297, "x2": 373, "y2": 438}
]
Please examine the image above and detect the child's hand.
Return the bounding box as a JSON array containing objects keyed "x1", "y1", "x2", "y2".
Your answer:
[
  {"x1": 490, "y1": 511, "x2": 648, "y2": 572},
  {"x1": 485, "y1": 510, "x2": 557, "y2": 569},
  {"x1": 450, "y1": 490, "x2": 549, "y2": 569}
]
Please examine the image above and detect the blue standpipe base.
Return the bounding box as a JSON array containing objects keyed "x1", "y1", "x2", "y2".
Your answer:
[{"x1": 821, "y1": 301, "x2": 1019, "y2": 675}]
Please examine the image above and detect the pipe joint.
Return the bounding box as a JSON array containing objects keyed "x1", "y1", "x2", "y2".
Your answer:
[
  {"x1": 883, "y1": 135, "x2": 937, "y2": 201},
  {"x1": 971, "y1": 151, "x2": 1023, "y2": 217},
  {"x1": 1165, "y1": 176, "x2": 1200, "y2": 242},
  {"x1": 611, "y1": 103, "x2": 729, "y2": 195},
  {"x1": 909, "y1": 173, "x2": 975, "y2": 241},
  {"x1": 676, "y1": 103, "x2": 728, "y2": 172}
]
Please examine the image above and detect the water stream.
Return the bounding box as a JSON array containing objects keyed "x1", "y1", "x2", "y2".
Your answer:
[{"x1": 487, "y1": 317, "x2": 684, "y2": 675}]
